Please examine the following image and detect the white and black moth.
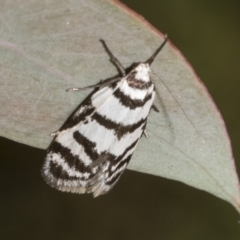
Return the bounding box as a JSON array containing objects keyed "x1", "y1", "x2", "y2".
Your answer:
[{"x1": 42, "y1": 36, "x2": 168, "y2": 197}]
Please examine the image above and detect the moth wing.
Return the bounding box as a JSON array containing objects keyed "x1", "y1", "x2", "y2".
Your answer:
[{"x1": 42, "y1": 77, "x2": 154, "y2": 197}]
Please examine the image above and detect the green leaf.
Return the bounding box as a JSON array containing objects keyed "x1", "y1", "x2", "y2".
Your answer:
[{"x1": 0, "y1": 0, "x2": 239, "y2": 212}]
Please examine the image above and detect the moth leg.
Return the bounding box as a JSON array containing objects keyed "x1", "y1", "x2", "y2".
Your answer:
[
  {"x1": 152, "y1": 104, "x2": 160, "y2": 112},
  {"x1": 143, "y1": 130, "x2": 150, "y2": 138},
  {"x1": 100, "y1": 39, "x2": 126, "y2": 76},
  {"x1": 66, "y1": 76, "x2": 120, "y2": 92},
  {"x1": 88, "y1": 153, "x2": 110, "y2": 168},
  {"x1": 50, "y1": 131, "x2": 59, "y2": 136}
]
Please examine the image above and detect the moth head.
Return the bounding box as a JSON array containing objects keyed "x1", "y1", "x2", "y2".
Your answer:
[
  {"x1": 126, "y1": 62, "x2": 151, "y2": 82},
  {"x1": 133, "y1": 63, "x2": 151, "y2": 82}
]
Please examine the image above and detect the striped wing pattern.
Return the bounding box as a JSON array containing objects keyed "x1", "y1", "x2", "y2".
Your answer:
[{"x1": 42, "y1": 63, "x2": 155, "y2": 197}]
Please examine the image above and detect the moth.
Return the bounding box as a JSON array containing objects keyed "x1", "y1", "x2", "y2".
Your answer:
[{"x1": 42, "y1": 36, "x2": 168, "y2": 197}]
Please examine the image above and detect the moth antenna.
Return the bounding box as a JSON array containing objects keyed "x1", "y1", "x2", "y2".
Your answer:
[
  {"x1": 100, "y1": 39, "x2": 126, "y2": 76},
  {"x1": 146, "y1": 35, "x2": 168, "y2": 65}
]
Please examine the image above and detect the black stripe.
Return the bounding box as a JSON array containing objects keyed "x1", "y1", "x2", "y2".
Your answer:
[
  {"x1": 92, "y1": 112, "x2": 147, "y2": 139},
  {"x1": 113, "y1": 87, "x2": 153, "y2": 109},
  {"x1": 112, "y1": 138, "x2": 138, "y2": 168},
  {"x1": 73, "y1": 131, "x2": 99, "y2": 161},
  {"x1": 47, "y1": 141, "x2": 91, "y2": 176},
  {"x1": 99, "y1": 137, "x2": 138, "y2": 167},
  {"x1": 49, "y1": 161, "x2": 79, "y2": 180},
  {"x1": 60, "y1": 105, "x2": 95, "y2": 131},
  {"x1": 86, "y1": 136, "x2": 139, "y2": 175},
  {"x1": 106, "y1": 172, "x2": 122, "y2": 186},
  {"x1": 127, "y1": 76, "x2": 153, "y2": 90},
  {"x1": 105, "y1": 139, "x2": 138, "y2": 185},
  {"x1": 106, "y1": 154, "x2": 133, "y2": 185},
  {"x1": 114, "y1": 154, "x2": 133, "y2": 171}
]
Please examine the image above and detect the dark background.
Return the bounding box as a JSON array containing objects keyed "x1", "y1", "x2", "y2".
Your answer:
[{"x1": 1, "y1": 0, "x2": 240, "y2": 239}]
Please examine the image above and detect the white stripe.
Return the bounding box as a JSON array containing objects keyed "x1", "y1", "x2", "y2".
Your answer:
[
  {"x1": 119, "y1": 80, "x2": 154, "y2": 100},
  {"x1": 111, "y1": 146, "x2": 136, "y2": 171},
  {"x1": 78, "y1": 119, "x2": 115, "y2": 153},
  {"x1": 107, "y1": 162, "x2": 128, "y2": 182},
  {"x1": 78, "y1": 118, "x2": 144, "y2": 156},
  {"x1": 94, "y1": 92, "x2": 155, "y2": 125}
]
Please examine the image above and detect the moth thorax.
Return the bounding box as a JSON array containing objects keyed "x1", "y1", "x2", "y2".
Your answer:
[{"x1": 134, "y1": 63, "x2": 150, "y2": 82}]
